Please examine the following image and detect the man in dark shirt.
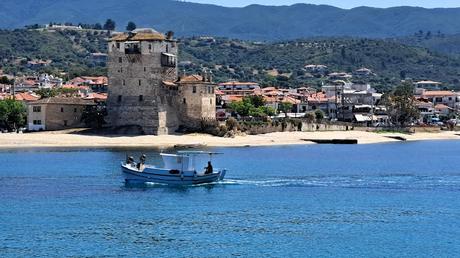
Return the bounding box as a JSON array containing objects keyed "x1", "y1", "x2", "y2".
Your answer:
[{"x1": 205, "y1": 161, "x2": 213, "y2": 174}]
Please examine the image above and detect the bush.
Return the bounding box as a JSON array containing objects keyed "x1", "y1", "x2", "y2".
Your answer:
[
  {"x1": 315, "y1": 110, "x2": 325, "y2": 122},
  {"x1": 226, "y1": 117, "x2": 239, "y2": 131},
  {"x1": 304, "y1": 112, "x2": 315, "y2": 123}
]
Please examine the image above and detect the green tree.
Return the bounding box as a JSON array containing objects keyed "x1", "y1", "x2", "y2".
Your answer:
[
  {"x1": 246, "y1": 95, "x2": 265, "y2": 108},
  {"x1": 0, "y1": 76, "x2": 12, "y2": 85},
  {"x1": 94, "y1": 23, "x2": 102, "y2": 30},
  {"x1": 229, "y1": 96, "x2": 274, "y2": 118},
  {"x1": 103, "y1": 19, "x2": 116, "y2": 31},
  {"x1": 0, "y1": 99, "x2": 26, "y2": 131},
  {"x1": 278, "y1": 102, "x2": 293, "y2": 115},
  {"x1": 383, "y1": 81, "x2": 419, "y2": 127},
  {"x1": 314, "y1": 109, "x2": 325, "y2": 122},
  {"x1": 126, "y1": 21, "x2": 137, "y2": 31},
  {"x1": 81, "y1": 103, "x2": 107, "y2": 129},
  {"x1": 36, "y1": 88, "x2": 59, "y2": 98}
]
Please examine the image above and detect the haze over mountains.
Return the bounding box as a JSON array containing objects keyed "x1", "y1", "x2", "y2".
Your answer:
[{"x1": 2, "y1": 0, "x2": 460, "y2": 40}]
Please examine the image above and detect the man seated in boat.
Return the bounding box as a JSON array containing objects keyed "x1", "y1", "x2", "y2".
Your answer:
[{"x1": 205, "y1": 161, "x2": 213, "y2": 174}]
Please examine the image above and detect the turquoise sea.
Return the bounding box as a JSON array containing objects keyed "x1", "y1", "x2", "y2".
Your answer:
[{"x1": 1, "y1": 141, "x2": 460, "y2": 257}]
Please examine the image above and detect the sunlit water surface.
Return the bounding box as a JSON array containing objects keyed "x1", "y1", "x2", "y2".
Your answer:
[{"x1": 1, "y1": 141, "x2": 460, "y2": 257}]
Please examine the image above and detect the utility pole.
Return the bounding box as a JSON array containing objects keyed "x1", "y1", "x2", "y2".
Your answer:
[
  {"x1": 12, "y1": 75, "x2": 16, "y2": 100},
  {"x1": 341, "y1": 84, "x2": 345, "y2": 121}
]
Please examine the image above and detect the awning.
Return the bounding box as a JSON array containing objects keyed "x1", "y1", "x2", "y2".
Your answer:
[
  {"x1": 354, "y1": 114, "x2": 372, "y2": 122},
  {"x1": 162, "y1": 53, "x2": 176, "y2": 57}
]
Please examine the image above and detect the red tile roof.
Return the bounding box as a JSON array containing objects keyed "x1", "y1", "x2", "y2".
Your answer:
[
  {"x1": 219, "y1": 81, "x2": 258, "y2": 86},
  {"x1": 14, "y1": 92, "x2": 40, "y2": 101},
  {"x1": 422, "y1": 91, "x2": 456, "y2": 97},
  {"x1": 435, "y1": 104, "x2": 451, "y2": 110},
  {"x1": 179, "y1": 74, "x2": 203, "y2": 82}
]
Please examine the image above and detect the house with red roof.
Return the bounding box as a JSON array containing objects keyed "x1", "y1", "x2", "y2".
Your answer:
[
  {"x1": 218, "y1": 81, "x2": 261, "y2": 96},
  {"x1": 419, "y1": 90, "x2": 459, "y2": 108}
]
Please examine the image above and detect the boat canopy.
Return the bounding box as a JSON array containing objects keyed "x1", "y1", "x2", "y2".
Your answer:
[
  {"x1": 177, "y1": 151, "x2": 223, "y2": 155},
  {"x1": 160, "y1": 152, "x2": 223, "y2": 171}
]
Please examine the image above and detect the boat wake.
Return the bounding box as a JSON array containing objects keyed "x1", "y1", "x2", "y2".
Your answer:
[{"x1": 219, "y1": 175, "x2": 460, "y2": 190}]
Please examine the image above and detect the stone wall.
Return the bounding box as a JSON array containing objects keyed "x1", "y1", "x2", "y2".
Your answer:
[{"x1": 240, "y1": 119, "x2": 351, "y2": 135}]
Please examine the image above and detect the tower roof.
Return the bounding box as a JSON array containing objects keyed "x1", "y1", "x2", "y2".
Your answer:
[{"x1": 110, "y1": 28, "x2": 167, "y2": 42}]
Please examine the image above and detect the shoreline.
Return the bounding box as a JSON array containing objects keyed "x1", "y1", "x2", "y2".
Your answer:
[{"x1": 0, "y1": 130, "x2": 459, "y2": 150}]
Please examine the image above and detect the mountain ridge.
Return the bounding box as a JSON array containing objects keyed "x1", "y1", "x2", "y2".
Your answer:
[{"x1": 1, "y1": 1, "x2": 460, "y2": 40}]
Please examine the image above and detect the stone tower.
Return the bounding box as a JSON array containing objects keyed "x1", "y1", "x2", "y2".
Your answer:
[{"x1": 107, "y1": 28, "x2": 179, "y2": 134}]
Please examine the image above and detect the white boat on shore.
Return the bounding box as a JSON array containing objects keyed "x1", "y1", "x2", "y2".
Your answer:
[{"x1": 121, "y1": 151, "x2": 227, "y2": 185}]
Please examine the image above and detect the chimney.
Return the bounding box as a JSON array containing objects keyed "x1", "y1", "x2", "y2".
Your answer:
[{"x1": 166, "y1": 31, "x2": 174, "y2": 40}]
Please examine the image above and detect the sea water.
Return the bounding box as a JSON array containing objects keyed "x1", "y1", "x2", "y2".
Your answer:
[{"x1": 1, "y1": 141, "x2": 460, "y2": 257}]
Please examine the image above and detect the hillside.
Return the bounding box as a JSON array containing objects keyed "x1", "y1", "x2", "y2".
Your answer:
[
  {"x1": 396, "y1": 32, "x2": 460, "y2": 56},
  {"x1": 0, "y1": 29, "x2": 108, "y2": 77},
  {"x1": 1, "y1": 29, "x2": 460, "y2": 92},
  {"x1": 2, "y1": 1, "x2": 460, "y2": 40},
  {"x1": 181, "y1": 37, "x2": 460, "y2": 91}
]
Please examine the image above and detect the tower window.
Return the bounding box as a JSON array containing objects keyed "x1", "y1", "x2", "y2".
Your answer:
[
  {"x1": 122, "y1": 80, "x2": 125, "y2": 86},
  {"x1": 61, "y1": 107, "x2": 64, "y2": 113},
  {"x1": 144, "y1": 67, "x2": 147, "y2": 72},
  {"x1": 183, "y1": 98, "x2": 186, "y2": 104},
  {"x1": 116, "y1": 42, "x2": 120, "y2": 49},
  {"x1": 161, "y1": 53, "x2": 176, "y2": 67},
  {"x1": 139, "y1": 80, "x2": 142, "y2": 86},
  {"x1": 139, "y1": 95, "x2": 144, "y2": 102},
  {"x1": 118, "y1": 57, "x2": 122, "y2": 63},
  {"x1": 192, "y1": 86, "x2": 197, "y2": 93},
  {"x1": 125, "y1": 43, "x2": 141, "y2": 54},
  {"x1": 166, "y1": 44, "x2": 169, "y2": 53},
  {"x1": 74, "y1": 108, "x2": 77, "y2": 113},
  {"x1": 210, "y1": 99, "x2": 212, "y2": 105},
  {"x1": 118, "y1": 95, "x2": 122, "y2": 102}
]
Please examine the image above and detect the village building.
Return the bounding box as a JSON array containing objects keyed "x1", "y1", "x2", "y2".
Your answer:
[
  {"x1": 69, "y1": 76, "x2": 109, "y2": 93},
  {"x1": 418, "y1": 90, "x2": 459, "y2": 108},
  {"x1": 307, "y1": 92, "x2": 337, "y2": 118},
  {"x1": 90, "y1": 53, "x2": 108, "y2": 65},
  {"x1": 217, "y1": 82, "x2": 261, "y2": 96},
  {"x1": 45, "y1": 24, "x2": 83, "y2": 31},
  {"x1": 106, "y1": 28, "x2": 216, "y2": 134},
  {"x1": 415, "y1": 80, "x2": 442, "y2": 91},
  {"x1": 304, "y1": 64, "x2": 328, "y2": 76},
  {"x1": 354, "y1": 68, "x2": 374, "y2": 77},
  {"x1": 27, "y1": 60, "x2": 52, "y2": 69},
  {"x1": 26, "y1": 97, "x2": 95, "y2": 131},
  {"x1": 328, "y1": 72, "x2": 352, "y2": 81}
]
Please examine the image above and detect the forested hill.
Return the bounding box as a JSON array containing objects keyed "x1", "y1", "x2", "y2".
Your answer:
[
  {"x1": 180, "y1": 37, "x2": 460, "y2": 91},
  {"x1": 2, "y1": 0, "x2": 460, "y2": 40},
  {"x1": 1, "y1": 29, "x2": 460, "y2": 92},
  {"x1": 395, "y1": 32, "x2": 460, "y2": 57}
]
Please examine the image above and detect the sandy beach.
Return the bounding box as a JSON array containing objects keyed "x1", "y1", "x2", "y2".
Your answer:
[{"x1": 0, "y1": 130, "x2": 459, "y2": 149}]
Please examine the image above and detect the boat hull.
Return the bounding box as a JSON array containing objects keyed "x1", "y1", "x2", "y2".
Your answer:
[{"x1": 122, "y1": 165, "x2": 226, "y2": 186}]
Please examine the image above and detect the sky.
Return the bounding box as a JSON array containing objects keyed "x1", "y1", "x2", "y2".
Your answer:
[{"x1": 188, "y1": 0, "x2": 460, "y2": 9}]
